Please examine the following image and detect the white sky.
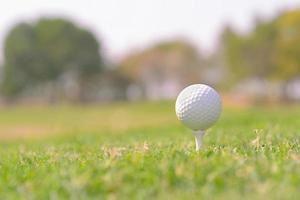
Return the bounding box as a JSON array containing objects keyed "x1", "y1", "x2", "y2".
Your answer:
[{"x1": 1, "y1": 0, "x2": 300, "y2": 61}]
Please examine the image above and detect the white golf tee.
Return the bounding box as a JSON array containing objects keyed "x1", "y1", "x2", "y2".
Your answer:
[{"x1": 193, "y1": 130, "x2": 205, "y2": 151}]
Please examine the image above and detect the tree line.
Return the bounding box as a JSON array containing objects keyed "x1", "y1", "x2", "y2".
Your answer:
[
  {"x1": 1, "y1": 9, "x2": 300, "y2": 103},
  {"x1": 221, "y1": 10, "x2": 300, "y2": 84}
]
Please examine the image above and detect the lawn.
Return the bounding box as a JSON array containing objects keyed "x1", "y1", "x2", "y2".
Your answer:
[{"x1": 0, "y1": 101, "x2": 299, "y2": 199}]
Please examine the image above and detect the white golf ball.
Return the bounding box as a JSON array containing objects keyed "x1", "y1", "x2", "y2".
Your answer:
[{"x1": 175, "y1": 84, "x2": 222, "y2": 130}]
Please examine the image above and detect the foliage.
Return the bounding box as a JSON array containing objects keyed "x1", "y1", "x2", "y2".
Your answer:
[
  {"x1": 273, "y1": 10, "x2": 300, "y2": 80},
  {"x1": 0, "y1": 102, "x2": 300, "y2": 199},
  {"x1": 221, "y1": 10, "x2": 300, "y2": 83},
  {"x1": 220, "y1": 26, "x2": 246, "y2": 81},
  {"x1": 119, "y1": 40, "x2": 203, "y2": 85},
  {"x1": 2, "y1": 18, "x2": 103, "y2": 100},
  {"x1": 221, "y1": 19, "x2": 276, "y2": 81}
]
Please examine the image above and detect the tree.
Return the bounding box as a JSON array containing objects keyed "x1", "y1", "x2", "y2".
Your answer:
[
  {"x1": 220, "y1": 10, "x2": 300, "y2": 101},
  {"x1": 2, "y1": 18, "x2": 103, "y2": 101},
  {"x1": 220, "y1": 26, "x2": 246, "y2": 82},
  {"x1": 221, "y1": 10, "x2": 300, "y2": 83},
  {"x1": 2, "y1": 23, "x2": 36, "y2": 95},
  {"x1": 273, "y1": 10, "x2": 300, "y2": 80},
  {"x1": 220, "y1": 19, "x2": 276, "y2": 83},
  {"x1": 119, "y1": 40, "x2": 204, "y2": 99}
]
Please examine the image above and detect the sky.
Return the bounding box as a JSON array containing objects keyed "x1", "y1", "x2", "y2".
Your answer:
[{"x1": 0, "y1": 0, "x2": 300, "y2": 61}]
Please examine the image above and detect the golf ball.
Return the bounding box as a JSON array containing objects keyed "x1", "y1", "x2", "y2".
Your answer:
[{"x1": 175, "y1": 84, "x2": 221, "y2": 130}]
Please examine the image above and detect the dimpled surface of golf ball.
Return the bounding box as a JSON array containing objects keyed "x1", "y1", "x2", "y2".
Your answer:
[{"x1": 175, "y1": 84, "x2": 221, "y2": 130}]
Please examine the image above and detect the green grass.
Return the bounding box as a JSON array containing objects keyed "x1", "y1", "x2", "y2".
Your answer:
[{"x1": 0, "y1": 101, "x2": 300, "y2": 199}]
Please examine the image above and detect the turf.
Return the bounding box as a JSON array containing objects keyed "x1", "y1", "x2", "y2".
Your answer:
[{"x1": 0, "y1": 101, "x2": 299, "y2": 199}]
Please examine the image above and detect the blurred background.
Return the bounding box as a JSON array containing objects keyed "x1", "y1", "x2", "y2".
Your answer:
[{"x1": 1, "y1": 0, "x2": 300, "y2": 105}]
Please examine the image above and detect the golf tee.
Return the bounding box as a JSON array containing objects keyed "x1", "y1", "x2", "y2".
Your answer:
[{"x1": 193, "y1": 130, "x2": 205, "y2": 151}]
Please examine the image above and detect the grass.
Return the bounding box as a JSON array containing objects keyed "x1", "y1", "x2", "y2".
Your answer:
[{"x1": 0, "y1": 101, "x2": 300, "y2": 199}]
